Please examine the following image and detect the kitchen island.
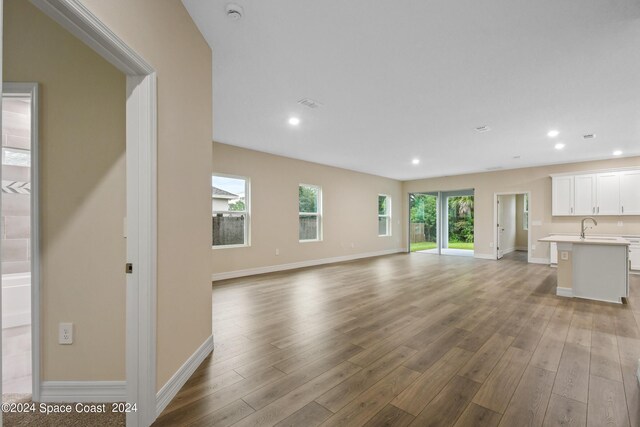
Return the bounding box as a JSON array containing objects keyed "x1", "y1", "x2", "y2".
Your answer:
[{"x1": 539, "y1": 235, "x2": 630, "y2": 304}]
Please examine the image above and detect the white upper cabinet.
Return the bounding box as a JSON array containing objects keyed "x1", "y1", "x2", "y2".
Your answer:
[
  {"x1": 552, "y1": 168, "x2": 640, "y2": 216},
  {"x1": 620, "y1": 170, "x2": 640, "y2": 215},
  {"x1": 596, "y1": 172, "x2": 621, "y2": 215},
  {"x1": 552, "y1": 176, "x2": 574, "y2": 216},
  {"x1": 574, "y1": 174, "x2": 596, "y2": 215}
]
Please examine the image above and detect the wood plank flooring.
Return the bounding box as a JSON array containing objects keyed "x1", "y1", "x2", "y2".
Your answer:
[{"x1": 154, "y1": 252, "x2": 640, "y2": 427}]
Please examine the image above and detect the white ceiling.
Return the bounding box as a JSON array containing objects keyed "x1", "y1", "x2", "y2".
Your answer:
[{"x1": 183, "y1": 0, "x2": 640, "y2": 180}]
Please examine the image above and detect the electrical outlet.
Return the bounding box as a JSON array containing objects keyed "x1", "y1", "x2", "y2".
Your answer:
[
  {"x1": 561, "y1": 251, "x2": 569, "y2": 261},
  {"x1": 489, "y1": 242, "x2": 494, "y2": 248},
  {"x1": 275, "y1": 248, "x2": 279, "y2": 256},
  {"x1": 59, "y1": 323, "x2": 73, "y2": 345},
  {"x1": 531, "y1": 244, "x2": 536, "y2": 250},
  {"x1": 351, "y1": 242, "x2": 355, "y2": 248},
  {"x1": 618, "y1": 221, "x2": 624, "y2": 227}
]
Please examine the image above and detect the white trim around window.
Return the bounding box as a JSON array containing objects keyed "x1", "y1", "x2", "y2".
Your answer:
[{"x1": 378, "y1": 194, "x2": 392, "y2": 237}]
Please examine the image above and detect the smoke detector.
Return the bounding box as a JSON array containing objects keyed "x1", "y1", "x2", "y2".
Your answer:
[{"x1": 225, "y1": 3, "x2": 244, "y2": 20}]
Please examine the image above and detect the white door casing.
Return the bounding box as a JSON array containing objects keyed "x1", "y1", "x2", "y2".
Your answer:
[
  {"x1": 1, "y1": 83, "x2": 41, "y2": 402},
  {"x1": 29, "y1": 1, "x2": 158, "y2": 426},
  {"x1": 497, "y1": 197, "x2": 504, "y2": 259}
]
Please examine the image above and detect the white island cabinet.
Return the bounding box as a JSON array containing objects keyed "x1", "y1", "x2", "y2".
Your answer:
[{"x1": 539, "y1": 236, "x2": 629, "y2": 304}]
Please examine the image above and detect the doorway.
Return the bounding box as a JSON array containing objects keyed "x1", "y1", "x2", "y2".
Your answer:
[
  {"x1": 409, "y1": 189, "x2": 475, "y2": 257},
  {"x1": 1, "y1": 2, "x2": 158, "y2": 425},
  {"x1": 1, "y1": 83, "x2": 39, "y2": 401},
  {"x1": 495, "y1": 192, "x2": 531, "y2": 262}
]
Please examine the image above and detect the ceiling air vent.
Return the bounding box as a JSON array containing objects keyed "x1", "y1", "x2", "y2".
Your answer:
[
  {"x1": 475, "y1": 126, "x2": 491, "y2": 133},
  {"x1": 297, "y1": 98, "x2": 323, "y2": 109},
  {"x1": 583, "y1": 134, "x2": 596, "y2": 140},
  {"x1": 486, "y1": 166, "x2": 503, "y2": 171}
]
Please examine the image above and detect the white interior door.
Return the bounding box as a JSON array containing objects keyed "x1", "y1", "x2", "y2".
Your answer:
[{"x1": 497, "y1": 196, "x2": 504, "y2": 259}]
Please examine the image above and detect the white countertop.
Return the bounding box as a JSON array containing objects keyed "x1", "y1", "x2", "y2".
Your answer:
[{"x1": 539, "y1": 235, "x2": 630, "y2": 246}]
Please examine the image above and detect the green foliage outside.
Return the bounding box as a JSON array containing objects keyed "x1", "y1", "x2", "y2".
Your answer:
[
  {"x1": 378, "y1": 195, "x2": 388, "y2": 214},
  {"x1": 410, "y1": 194, "x2": 474, "y2": 249},
  {"x1": 229, "y1": 200, "x2": 245, "y2": 211},
  {"x1": 299, "y1": 185, "x2": 318, "y2": 213},
  {"x1": 447, "y1": 196, "x2": 474, "y2": 243},
  {"x1": 410, "y1": 241, "x2": 474, "y2": 252},
  {"x1": 409, "y1": 194, "x2": 437, "y2": 242}
]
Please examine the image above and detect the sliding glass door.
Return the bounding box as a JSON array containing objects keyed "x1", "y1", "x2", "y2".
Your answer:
[
  {"x1": 409, "y1": 192, "x2": 439, "y2": 253},
  {"x1": 410, "y1": 190, "x2": 474, "y2": 256}
]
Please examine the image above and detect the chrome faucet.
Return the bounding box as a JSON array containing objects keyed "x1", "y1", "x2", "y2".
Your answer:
[{"x1": 580, "y1": 217, "x2": 598, "y2": 239}]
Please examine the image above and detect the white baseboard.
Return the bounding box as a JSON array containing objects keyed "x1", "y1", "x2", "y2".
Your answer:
[
  {"x1": 156, "y1": 335, "x2": 214, "y2": 416},
  {"x1": 212, "y1": 248, "x2": 406, "y2": 281},
  {"x1": 39, "y1": 381, "x2": 126, "y2": 403},
  {"x1": 503, "y1": 247, "x2": 516, "y2": 255},
  {"x1": 474, "y1": 253, "x2": 495, "y2": 260},
  {"x1": 556, "y1": 287, "x2": 573, "y2": 298},
  {"x1": 515, "y1": 246, "x2": 528, "y2": 251},
  {"x1": 529, "y1": 257, "x2": 551, "y2": 265}
]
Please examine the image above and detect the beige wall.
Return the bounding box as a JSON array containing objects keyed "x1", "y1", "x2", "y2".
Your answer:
[
  {"x1": 515, "y1": 194, "x2": 528, "y2": 249},
  {"x1": 404, "y1": 157, "x2": 640, "y2": 261},
  {"x1": 4, "y1": 0, "x2": 126, "y2": 380},
  {"x1": 212, "y1": 143, "x2": 404, "y2": 275},
  {"x1": 79, "y1": 0, "x2": 213, "y2": 390}
]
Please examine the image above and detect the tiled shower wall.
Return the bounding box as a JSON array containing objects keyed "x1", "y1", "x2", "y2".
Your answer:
[{"x1": 1, "y1": 98, "x2": 31, "y2": 275}]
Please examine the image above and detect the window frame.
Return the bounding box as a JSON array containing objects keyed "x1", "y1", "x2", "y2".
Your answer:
[
  {"x1": 523, "y1": 193, "x2": 529, "y2": 231},
  {"x1": 212, "y1": 173, "x2": 251, "y2": 249},
  {"x1": 299, "y1": 183, "x2": 322, "y2": 242},
  {"x1": 378, "y1": 194, "x2": 392, "y2": 237}
]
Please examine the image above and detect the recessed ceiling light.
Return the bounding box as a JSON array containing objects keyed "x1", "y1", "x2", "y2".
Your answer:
[
  {"x1": 554, "y1": 143, "x2": 565, "y2": 150},
  {"x1": 288, "y1": 117, "x2": 300, "y2": 126},
  {"x1": 513, "y1": 155, "x2": 521, "y2": 159},
  {"x1": 475, "y1": 126, "x2": 491, "y2": 133},
  {"x1": 613, "y1": 150, "x2": 623, "y2": 156},
  {"x1": 547, "y1": 130, "x2": 559, "y2": 138},
  {"x1": 412, "y1": 158, "x2": 420, "y2": 165}
]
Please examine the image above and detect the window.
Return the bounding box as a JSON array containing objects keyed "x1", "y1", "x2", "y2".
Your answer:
[
  {"x1": 2, "y1": 147, "x2": 30, "y2": 167},
  {"x1": 212, "y1": 175, "x2": 249, "y2": 247},
  {"x1": 523, "y1": 194, "x2": 529, "y2": 231},
  {"x1": 378, "y1": 194, "x2": 391, "y2": 236},
  {"x1": 299, "y1": 184, "x2": 321, "y2": 241}
]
